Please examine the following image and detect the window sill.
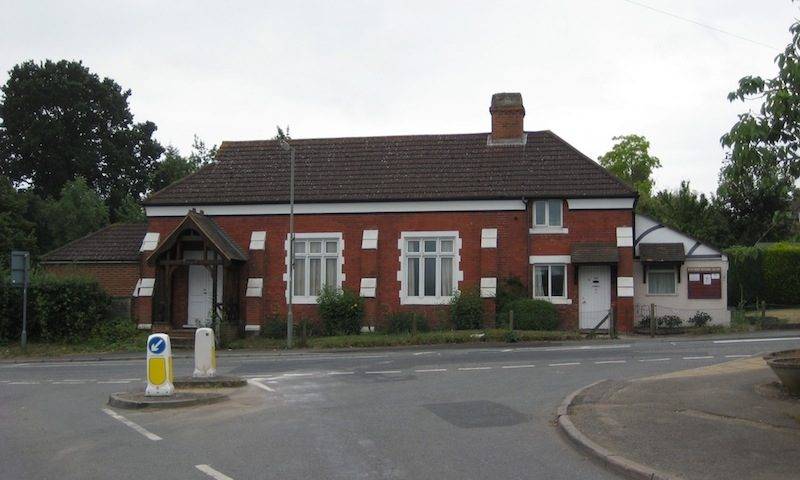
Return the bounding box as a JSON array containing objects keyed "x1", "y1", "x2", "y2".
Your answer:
[
  {"x1": 288, "y1": 296, "x2": 321, "y2": 305},
  {"x1": 534, "y1": 296, "x2": 572, "y2": 305},
  {"x1": 529, "y1": 227, "x2": 569, "y2": 235},
  {"x1": 645, "y1": 293, "x2": 678, "y2": 297},
  {"x1": 400, "y1": 296, "x2": 454, "y2": 305}
]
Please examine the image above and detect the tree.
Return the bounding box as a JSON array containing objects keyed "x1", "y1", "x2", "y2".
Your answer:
[
  {"x1": 274, "y1": 125, "x2": 291, "y2": 141},
  {"x1": 0, "y1": 175, "x2": 36, "y2": 265},
  {"x1": 38, "y1": 177, "x2": 109, "y2": 253},
  {"x1": 640, "y1": 181, "x2": 731, "y2": 248},
  {"x1": 719, "y1": 16, "x2": 800, "y2": 245},
  {"x1": 115, "y1": 194, "x2": 146, "y2": 223},
  {"x1": 0, "y1": 60, "x2": 164, "y2": 214},
  {"x1": 149, "y1": 136, "x2": 217, "y2": 193},
  {"x1": 187, "y1": 134, "x2": 217, "y2": 168},
  {"x1": 598, "y1": 134, "x2": 662, "y2": 197}
]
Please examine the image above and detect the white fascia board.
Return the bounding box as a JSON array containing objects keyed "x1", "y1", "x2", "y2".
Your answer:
[
  {"x1": 145, "y1": 199, "x2": 526, "y2": 217},
  {"x1": 567, "y1": 198, "x2": 635, "y2": 210},
  {"x1": 529, "y1": 255, "x2": 571, "y2": 264}
]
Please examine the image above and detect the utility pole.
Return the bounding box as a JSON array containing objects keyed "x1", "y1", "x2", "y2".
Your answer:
[{"x1": 280, "y1": 140, "x2": 295, "y2": 349}]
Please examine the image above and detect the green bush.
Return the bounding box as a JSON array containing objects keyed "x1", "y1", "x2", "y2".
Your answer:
[
  {"x1": 500, "y1": 298, "x2": 559, "y2": 330},
  {"x1": 725, "y1": 246, "x2": 765, "y2": 306},
  {"x1": 318, "y1": 286, "x2": 364, "y2": 336},
  {"x1": 0, "y1": 273, "x2": 112, "y2": 342},
  {"x1": 762, "y1": 243, "x2": 800, "y2": 305},
  {"x1": 658, "y1": 315, "x2": 683, "y2": 329},
  {"x1": 90, "y1": 316, "x2": 138, "y2": 345},
  {"x1": 449, "y1": 287, "x2": 484, "y2": 330},
  {"x1": 385, "y1": 311, "x2": 430, "y2": 334},
  {"x1": 494, "y1": 277, "x2": 527, "y2": 313},
  {"x1": 689, "y1": 311, "x2": 712, "y2": 327}
]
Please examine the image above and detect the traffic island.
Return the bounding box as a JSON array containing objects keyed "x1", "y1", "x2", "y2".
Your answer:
[
  {"x1": 173, "y1": 375, "x2": 247, "y2": 388},
  {"x1": 108, "y1": 391, "x2": 229, "y2": 409},
  {"x1": 557, "y1": 357, "x2": 800, "y2": 480}
]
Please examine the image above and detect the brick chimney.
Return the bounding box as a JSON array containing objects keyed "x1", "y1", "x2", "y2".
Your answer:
[{"x1": 489, "y1": 92, "x2": 526, "y2": 145}]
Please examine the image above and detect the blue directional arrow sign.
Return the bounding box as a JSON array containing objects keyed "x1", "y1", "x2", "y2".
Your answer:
[{"x1": 148, "y1": 336, "x2": 166, "y2": 355}]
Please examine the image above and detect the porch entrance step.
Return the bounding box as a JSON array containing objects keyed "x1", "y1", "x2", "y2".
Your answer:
[{"x1": 150, "y1": 324, "x2": 196, "y2": 349}]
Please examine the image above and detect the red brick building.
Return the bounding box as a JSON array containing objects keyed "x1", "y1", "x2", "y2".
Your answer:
[{"x1": 45, "y1": 93, "x2": 646, "y2": 333}]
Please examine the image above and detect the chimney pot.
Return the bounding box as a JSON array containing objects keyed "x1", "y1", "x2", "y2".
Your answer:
[{"x1": 489, "y1": 92, "x2": 526, "y2": 144}]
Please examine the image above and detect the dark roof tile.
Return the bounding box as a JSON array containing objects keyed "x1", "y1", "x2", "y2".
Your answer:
[{"x1": 41, "y1": 223, "x2": 147, "y2": 263}]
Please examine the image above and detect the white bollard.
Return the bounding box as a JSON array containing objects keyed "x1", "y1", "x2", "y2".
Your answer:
[
  {"x1": 145, "y1": 333, "x2": 174, "y2": 396},
  {"x1": 193, "y1": 327, "x2": 217, "y2": 378}
]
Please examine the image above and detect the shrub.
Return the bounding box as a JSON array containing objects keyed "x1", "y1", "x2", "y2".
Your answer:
[
  {"x1": 261, "y1": 314, "x2": 289, "y2": 339},
  {"x1": 449, "y1": 287, "x2": 484, "y2": 330},
  {"x1": 0, "y1": 273, "x2": 111, "y2": 343},
  {"x1": 500, "y1": 299, "x2": 559, "y2": 331},
  {"x1": 90, "y1": 316, "x2": 138, "y2": 345},
  {"x1": 657, "y1": 315, "x2": 683, "y2": 329},
  {"x1": 318, "y1": 286, "x2": 364, "y2": 336},
  {"x1": 689, "y1": 311, "x2": 712, "y2": 327},
  {"x1": 762, "y1": 243, "x2": 800, "y2": 305},
  {"x1": 494, "y1": 277, "x2": 527, "y2": 313},
  {"x1": 724, "y1": 246, "x2": 765, "y2": 306},
  {"x1": 385, "y1": 311, "x2": 430, "y2": 334}
]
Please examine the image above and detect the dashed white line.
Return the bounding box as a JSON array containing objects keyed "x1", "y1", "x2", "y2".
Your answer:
[
  {"x1": 639, "y1": 358, "x2": 671, "y2": 362},
  {"x1": 549, "y1": 362, "x2": 580, "y2": 367},
  {"x1": 683, "y1": 356, "x2": 714, "y2": 360},
  {"x1": 53, "y1": 381, "x2": 87, "y2": 384},
  {"x1": 413, "y1": 351, "x2": 435, "y2": 356},
  {"x1": 247, "y1": 378, "x2": 275, "y2": 392},
  {"x1": 327, "y1": 371, "x2": 356, "y2": 375},
  {"x1": 196, "y1": 464, "x2": 235, "y2": 480},
  {"x1": 457, "y1": 367, "x2": 492, "y2": 371},
  {"x1": 594, "y1": 360, "x2": 626, "y2": 364},
  {"x1": 501, "y1": 349, "x2": 514, "y2": 352},
  {"x1": 283, "y1": 373, "x2": 314, "y2": 377},
  {"x1": 724, "y1": 354, "x2": 752, "y2": 358},
  {"x1": 415, "y1": 368, "x2": 447, "y2": 373},
  {"x1": 98, "y1": 380, "x2": 132, "y2": 384},
  {"x1": 365, "y1": 370, "x2": 402, "y2": 374},
  {"x1": 501, "y1": 364, "x2": 536, "y2": 369},
  {"x1": 9, "y1": 381, "x2": 39, "y2": 385},
  {"x1": 102, "y1": 408, "x2": 162, "y2": 441},
  {"x1": 714, "y1": 337, "x2": 800, "y2": 344}
]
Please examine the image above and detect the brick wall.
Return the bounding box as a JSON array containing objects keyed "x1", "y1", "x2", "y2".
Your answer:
[
  {"x1": 42, "y1": 263, "x2": 140, "y2": 298},
  {"x1": 141, "y1": 204, "x2": 636, "y2": 333}
]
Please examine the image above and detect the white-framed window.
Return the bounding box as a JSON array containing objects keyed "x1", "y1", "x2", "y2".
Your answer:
[
  {"x1": 399, "y1": 232, "x2": 461, "y2": 305},
  {"x1": 533, "y1": 200, "x2": 563, "y2": 227},
  {"x1": 533, "y1": 265, "x2": 567, "y2": 299},
  {"x1": 647, "y1": 269, "x2": 677, "y2": 295},
  {"x1": 285, "y1": 233, "x2": 344, "y2": 304}
]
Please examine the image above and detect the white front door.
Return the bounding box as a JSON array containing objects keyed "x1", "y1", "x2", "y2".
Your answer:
[
  {"x1": 185, "y1": 251, "x2": 222, "y2": 328},
  {"x1": 579, "y1": 265, "x2": 611, "y2": 329}
]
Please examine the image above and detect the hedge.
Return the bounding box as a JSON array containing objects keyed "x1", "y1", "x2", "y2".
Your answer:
[
  {"x1": 499, "y1": 299, "x2": 559, "y2": 330},
  {"x1": 0, "y1": 272, "x2": 112, "y2": 342},
  {"x1": 725, "y1": 243, "x2": 800, "y2": 306}
]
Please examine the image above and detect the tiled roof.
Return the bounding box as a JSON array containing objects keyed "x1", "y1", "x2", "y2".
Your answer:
[
  {"x1": 571, "y1": 243, "x2": 620, "y2": 264},
  {"x1": 639, "y1": 243, "x2": 686, "y2": 263},
  {"x1": 146, "y1": 210, "x2": 247, "y2": 264},
  {"x1": 144, "y1": 131, "x2": 636, "y2": 206},
  {"x1": 40, "y1": 223, "x2": 148, "y2": 263}
]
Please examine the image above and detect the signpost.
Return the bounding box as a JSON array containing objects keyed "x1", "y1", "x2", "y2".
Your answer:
[
  {"x1": 145, "y1": 333, "x2": 174, "y2": 396},
  {"x1": 10, "y1": 251, "x2": 30, "y2": 352}
]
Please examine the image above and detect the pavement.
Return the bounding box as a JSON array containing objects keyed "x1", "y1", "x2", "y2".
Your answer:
[
  {"x1": 565, "y1": 356, "x2": 800, "y2": 480},
  {"x1": 2, "y1": 330, "x2": 800, "y2": 479}
]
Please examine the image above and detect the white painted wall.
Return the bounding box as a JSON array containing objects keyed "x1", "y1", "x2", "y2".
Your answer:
[{"x1": 634, "y1": 214, "x2": 721, "y2": 257}]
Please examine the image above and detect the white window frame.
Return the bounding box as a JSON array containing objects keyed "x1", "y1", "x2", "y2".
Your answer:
[
  {"x1": 647, "y1": 268, "x2": 677, "y2": 296},
  {"x1": 530, "y1": 199, "x2": 568, "y2": 234},
  {"x1": 284, "y1": 233, "x2": 345, "y2": 304},
  {"x1": 398, "y1": 231, "x2": 462, "y2": 305},
  {"x1": 532, "y1": 264, "x2": 569, "y2": 302}
]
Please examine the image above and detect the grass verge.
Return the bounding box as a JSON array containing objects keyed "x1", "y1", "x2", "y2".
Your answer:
[{"x1": 0, "y1": 332, "x2": 148, "y2": 359}]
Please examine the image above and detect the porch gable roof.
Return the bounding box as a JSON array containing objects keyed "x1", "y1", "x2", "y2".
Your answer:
[{"x1": 146, "y1": 210, "x2": 247, "y2": 265}]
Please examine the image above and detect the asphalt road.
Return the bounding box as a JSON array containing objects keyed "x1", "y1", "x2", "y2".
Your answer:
[{"x1": 2, "y1": 331, "x2": 799, "y2": 480}]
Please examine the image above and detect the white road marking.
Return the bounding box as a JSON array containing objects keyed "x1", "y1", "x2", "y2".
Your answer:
[
  {"x1": 540, "y1": 345, "x2": 631, "y2": 352},
  {"x1": 413, "y1": 351, "x2": 435, "y2": 356},
  {"x1": 283, "y1": 373, "x2": 314, "y2": 377},
  {"x1": 501, "y1": 364, "x2": 536, "y2": 369},
  {"x1": 9, "y1": 381, "x2": 39, "y2": 385},
  {"x1": 594, "y1": 360, "x2": 626, "y2": 364},
  {"x1": 415, "y1": 368, "x2": 447, "y2": 373},
  {"x1": 247, "y1": 378, "x2": 275, "y2": 392},
  {"x1": 102, "y1": 408, "x2": 162, "y2": 441},
  {"x1": 457, "y1": 367, "x2": 492, "y2": 371},
  {"x1": 724, "y1": 354, "x2": 752, "y2": 358},
  {"x1": 98, "y1": 380, "x2": 132, "y2": 384},
  {"x1": 683, "y1": 356, "x2": 714, "y2": 360},
  {"x1": 365, "y1": 370, "x2": 402, "y2": 374},
  {"x1": 196, "y1": 464, "x2": 235, "y2": 480},
  {"x1": 327, "y1": 371, "x2": 356, "y2": 375},
  {"x1": 638, "y1": 358, "x2": 671, "y2": 362},
  {"x1": 714, "y1": 337, "x2": 800, "y2": 344},
  {"x1": 501, "y1": 349, "x2": 513, "y2": 352},
  {"x1": 549, "y1": 362, "x2": 580, "y2": 367},
  {"x1": 53, "y1": 381, "x2": 87, "y2": 384}
]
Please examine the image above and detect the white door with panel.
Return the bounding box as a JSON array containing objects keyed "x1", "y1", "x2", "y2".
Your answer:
[
  {"x1": 186, "y1": 251, "x2": 223, "y2": 328},
  {"x1": 578, "y1": 265, "x2": 611, "y2": 329}
]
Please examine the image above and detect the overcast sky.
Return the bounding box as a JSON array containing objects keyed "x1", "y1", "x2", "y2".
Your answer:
[{"x1": 1, "y1": 0, "x2": 796, "y2": 194}]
